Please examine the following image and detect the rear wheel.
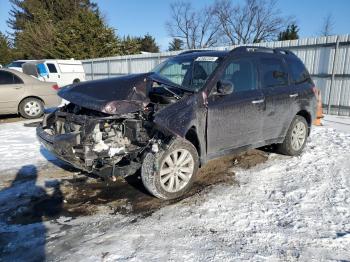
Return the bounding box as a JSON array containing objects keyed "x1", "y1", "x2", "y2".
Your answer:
[
  {"x1": 278, "y1": 115, "x2": 308, "y2": 156},
  {"x1": 19, "y1": 98, "x2": 44, "y2": 119},
  {"x1": 141, "y1": 138, "x2": 199, "y2": 200}
]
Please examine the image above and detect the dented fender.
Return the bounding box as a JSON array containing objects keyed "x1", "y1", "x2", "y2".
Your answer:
[{"x1": 153, "y1": 92, "x2": 208, "y2": 160}]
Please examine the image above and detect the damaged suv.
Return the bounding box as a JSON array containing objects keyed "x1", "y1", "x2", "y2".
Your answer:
[{"x1": 37, "y1": 47, "x2": 317, "y2": 199}]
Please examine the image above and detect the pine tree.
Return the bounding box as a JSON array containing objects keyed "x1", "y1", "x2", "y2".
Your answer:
[
  {"x1": 120, "y1": 35, "x2": 142, "y2": 55},
  {"x1": 168, "y1": 38, "x2": 184, "y2": 51},
  {"x1": 139, "y1": 34, "x2": 159, "y2": 53},
  {"x1": 278, "y1": 24, "x2": 299, "y2": 41},
  {"x1": 8, "y1": 0, "x2": 121, "y2": 59},
  {"x1": 0, "y1": 32, "x2": 13, "y2": 65}
]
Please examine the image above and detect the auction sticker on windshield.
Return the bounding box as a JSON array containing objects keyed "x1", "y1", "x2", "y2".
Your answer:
[{"x1": 195, "y1": 56, "x2": 219, "y2": 62}]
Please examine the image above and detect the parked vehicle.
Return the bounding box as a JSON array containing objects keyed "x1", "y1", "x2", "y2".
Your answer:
[
  {"x1": 0, "y1": 69, "x2": 61, "y2": 118},
  {"x1": 22, "y1": 59, "x2": 86, "y2": 87},
  {"x1": 37, "y1": 47, "x2": 317, "y2": 199},
  {"x1": 6, "y1": 60, "x2": 36, "y2": 72}
]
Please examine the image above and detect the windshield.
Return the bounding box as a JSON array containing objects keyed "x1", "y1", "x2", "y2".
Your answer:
[
  {"x1": 151, "y1": 55, "x2": 221, "y2": 91},
  {"x1": 6, "y1": 61, "x2": 25, "y2": 68}
]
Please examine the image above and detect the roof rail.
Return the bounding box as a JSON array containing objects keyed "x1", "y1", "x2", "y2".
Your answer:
[
  {"x1": 233, "y1": 46, "x2": 274, "y2": 53},
  {"x1": 274, "y1": 48, "x2": 297, "y2": 56},
  {"x1": 232, "y1": 46, "x2": 296, "y2": 56},
  {"x1": 178, "y1": 49, "x2": 216, "y2": 55}
]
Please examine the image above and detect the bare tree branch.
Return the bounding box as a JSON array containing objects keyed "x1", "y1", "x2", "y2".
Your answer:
[
  {"x1": 166, "y1": 1, "x2": 221, "y2": 49},
  {"x1": 213, "y1": 0, "x2": 287, "y2": 44},
  {"x1": 320, "y1": 13, "x2": 335, "y2": 36}
]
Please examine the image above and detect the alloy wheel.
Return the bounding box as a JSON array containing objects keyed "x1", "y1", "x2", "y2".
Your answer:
[
  {"x1": 291, "y1": 121, "x2": 306, "y2": 151},
  {"x1": 24, "y1": 101, "x2": 41, "y2": 117},
  {"x1": 159, "y1": 149, "x2": 194, "y2": 193}
]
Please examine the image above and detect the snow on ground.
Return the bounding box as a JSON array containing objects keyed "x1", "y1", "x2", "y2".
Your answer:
[
  {"x1": 323, "y1": 114, "x2": 350, "y2": 134},
  {"x1": 0, "y1": 120, "x2": 55, "y2": 172},
  {"x1": 41, "y1": 127, "x2": 350, "y2": 261},
  {"x1": 0, "y1": 116, "x2": 350, "y2": 261}
]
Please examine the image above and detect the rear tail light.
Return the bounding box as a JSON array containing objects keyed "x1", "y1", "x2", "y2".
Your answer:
[{"x1": 52, "y1": 84, "x2": 59, "y2": 91}]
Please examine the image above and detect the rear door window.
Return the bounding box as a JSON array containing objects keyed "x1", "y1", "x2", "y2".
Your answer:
[
  {"x1": 220, "y1": 59, "x2": 257, "y2": 92},
  {"x1": 0, "y1": 71, "x2": 23, "y2": 85},
  {"x1": 13, "y1": 74, "x2": 23, "y2": 84},
  {"x1": 46, "y1": 63, "x2": 58, "y2": 73},
  {"x1": 287, "y1": 57, "x2": 311, "y2": 84},
  {"x1": 259, "y1": 57, "x2": 288, "y2": 88}
]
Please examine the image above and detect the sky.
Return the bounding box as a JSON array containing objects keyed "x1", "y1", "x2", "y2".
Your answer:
[{"x1": 1, "y1": 0, "x2": 350, "y2": 50}]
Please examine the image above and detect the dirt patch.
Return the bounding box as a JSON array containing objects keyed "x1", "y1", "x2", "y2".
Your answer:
[
  {"x1": 234, "y1": 149, "x2": 269, "y2": 169},
  {"x1": 52, "y1": 149, "x2": 268, "y2": 217},
  {"x1": 2, "y1": 149, "x2": 268, "y2": 225},
  {"x1": 0, "y1": 114, "x2": 24, "y2": 124}
]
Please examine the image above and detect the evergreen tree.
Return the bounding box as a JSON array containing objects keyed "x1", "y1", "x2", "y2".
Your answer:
[
  {"x1": 278, "y1": 24, "x2": 299, "y2": 41},
  {"x1": 8, "y1": 0, "x2": 121, "y2": 59},
  {"x1": 0, "y1": 32, "x2": 14, "y2": 65},
  {"x1": 119, "y1": 34, "x2": 160, "y2": 55},
  {"x1": 168, "y1": 38, "x2": 184, "y2": 51},
  {"x1": 138, "y1": 33, "x2": 159, "y2": 53},
  {"x1": 120, "y1": 35, "x2": 142, "y2": 55}
]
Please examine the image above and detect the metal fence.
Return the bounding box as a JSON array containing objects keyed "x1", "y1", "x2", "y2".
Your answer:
[{"x1": 82, "y1": 34, "x2": 350, "y2": 116}]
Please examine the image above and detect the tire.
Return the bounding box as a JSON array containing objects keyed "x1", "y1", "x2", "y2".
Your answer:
[
  {"x1": 19, "y1": 98, "x2": 44, "y2": 119},
  {"x1": 141, "y1": 137, "x2": 199, "y2": 200},
  {"x1": 278, "y1": 115, "x2": 308, "y2": 156}
]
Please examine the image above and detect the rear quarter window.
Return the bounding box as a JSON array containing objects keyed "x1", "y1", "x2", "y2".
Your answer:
[{"x1": 287, "y1": 58, "x2": 312, "y2": 84}]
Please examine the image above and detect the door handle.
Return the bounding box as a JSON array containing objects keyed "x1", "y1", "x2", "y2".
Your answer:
[
  {"x1": 290, "y1": 93, "x2": 298, "y2": 98},
  {"x1": 251, "y1": 99, "x2": 265, "y2": 104}
]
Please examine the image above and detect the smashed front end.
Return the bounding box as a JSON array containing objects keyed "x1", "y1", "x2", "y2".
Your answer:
[
  {"x1": 36, "y1": 73, "x2": 183, "y2": 179},
  {"x1": 36, "y1": 70, "x2": 200, "y2": 179},
  {"x1": 37, "y1": 102, "x2": 159, "y2": 178}
]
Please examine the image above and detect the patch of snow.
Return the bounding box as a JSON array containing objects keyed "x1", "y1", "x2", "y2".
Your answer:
[
  {"x1": 42, "y1": 127, "x2": 350, "y2": 261},
  {"x1": 0, "y1": 121, "x2": 55, "y2": 173},
  {"x1": 323, "y1": 114, "x2": 350, "y2": 133},
  {"x1": 1, "y1": 118, "x2": 350, "y2": 261}
]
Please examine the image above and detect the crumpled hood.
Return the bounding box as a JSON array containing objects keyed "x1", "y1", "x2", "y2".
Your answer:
[{"x1": 58, "y1": 73, "x2": 153, "y2": 114}]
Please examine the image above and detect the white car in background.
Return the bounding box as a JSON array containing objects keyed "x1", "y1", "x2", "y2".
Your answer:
[
  {"x1": 6, "y1": 60, "x2": 36, "y2": 72},
  {"x1": 23, "y1": 59, "x2": 86, "y2": 87}
]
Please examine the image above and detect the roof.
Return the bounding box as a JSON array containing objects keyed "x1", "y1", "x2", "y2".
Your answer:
[
  {"x1": 176, "y1": 46, "x2": 297, "y2": 59},
  {"x1": 0, "y1": 68, "x2": 43, "y2": 84},
  {"x1": 177, "y1": 50, "x2": 229, "y2": 59},
  {"x1": 12, "y1": 60, "x2": 36, "y2": 62}
]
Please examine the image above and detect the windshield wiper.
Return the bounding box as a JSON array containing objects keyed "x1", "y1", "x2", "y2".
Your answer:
[{"x1": 158, "y1": 84, "x2": 181, "y2": 100}]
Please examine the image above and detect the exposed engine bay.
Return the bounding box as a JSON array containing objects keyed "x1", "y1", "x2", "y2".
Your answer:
[{"x1": 38, "y1": 80, "x2": 184, "y2": 178}]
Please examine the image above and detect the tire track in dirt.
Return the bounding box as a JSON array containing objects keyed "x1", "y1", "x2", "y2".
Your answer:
[{"x1": 1, "y1": 150, "x2": 268, "y2": 225}]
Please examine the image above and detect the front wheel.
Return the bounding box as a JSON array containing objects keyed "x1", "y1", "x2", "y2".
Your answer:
[
  {"x1": 278, "y1": 115, "x2": 308, "y2": 156},
  {"x1": 141, "y1": 138, "x2": 199, "y2": 200}
]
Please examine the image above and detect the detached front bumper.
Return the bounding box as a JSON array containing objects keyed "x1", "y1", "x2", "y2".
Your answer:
[
  {"x1": 37, "y1": 122, "x2": 142, "y2": 178},
  {"x1": 36, "y1": 124, "x2": 88, "y2": 171}
]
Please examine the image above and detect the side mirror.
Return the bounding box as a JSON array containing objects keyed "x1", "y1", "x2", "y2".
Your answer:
[
  {"x1": 216, "y1": 80, "x2": 234, "y2": 95},
  {"x1": 37, "y1": 63, "x2": 49, "y2": 77}
]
